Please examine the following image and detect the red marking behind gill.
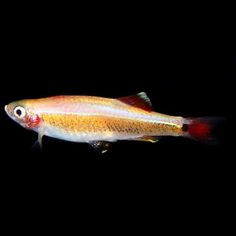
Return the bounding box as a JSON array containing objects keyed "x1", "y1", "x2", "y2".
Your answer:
[{"x1": 25, "y1": 114, "x2": 41, "y2": 128}]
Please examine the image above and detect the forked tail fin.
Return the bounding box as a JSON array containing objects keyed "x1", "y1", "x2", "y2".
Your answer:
[{"x1": 183, "y1": 117, "x2": 226, "y2": 144}]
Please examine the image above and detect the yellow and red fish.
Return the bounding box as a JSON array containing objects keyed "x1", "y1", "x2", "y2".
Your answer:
[{"x1": 5, "y1": 92, "x2": 218, "y2": 152}]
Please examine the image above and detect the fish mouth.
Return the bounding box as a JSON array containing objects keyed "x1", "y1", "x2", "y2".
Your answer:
[
  {"x1": 4, "y1": 105, "x2": 8, "y2": 114},
  {"x1": 4, "y1": 105, "x2": 11, "y2": 118}
]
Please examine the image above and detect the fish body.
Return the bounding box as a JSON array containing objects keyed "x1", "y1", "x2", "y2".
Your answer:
[{"x1": 4, "y1": 92, "x2": 218, "y2": 152}]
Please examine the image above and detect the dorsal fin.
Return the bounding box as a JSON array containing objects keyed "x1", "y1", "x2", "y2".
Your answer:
[{"x1": 118, "y1": 92, "x2": 153, "y2": 111}]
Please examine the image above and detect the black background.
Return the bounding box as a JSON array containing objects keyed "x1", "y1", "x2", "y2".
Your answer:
[{"x1": 0, "y1": 4, "x2": 235, "y2": 231}]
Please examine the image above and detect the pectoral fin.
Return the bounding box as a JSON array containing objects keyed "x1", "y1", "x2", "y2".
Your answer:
[
  {"x1": 32, "y1": 132, "x2": 44, "y2": 151},
  {"x1": 89, "y1": 141, "x2": 111, "y2": 154}
]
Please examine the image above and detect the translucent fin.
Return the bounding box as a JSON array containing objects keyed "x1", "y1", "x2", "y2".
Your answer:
[
  {"x1": 118, "y1": 92, "x2": 153, "y2": 111},
  {"x1": 89, "y1": 141, "x2": 111, "y2": 154},
  {"x1": 135, "y1": 136, "x2": 159, "y2": 143},
  {"x1": 32, "y1": 140, "x2": 41, "y2": 151},
  {"x1": 32, "y1": 133, "x2": 43, "y2": 150}
]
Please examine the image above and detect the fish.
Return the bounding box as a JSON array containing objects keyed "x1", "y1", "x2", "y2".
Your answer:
[{"x1": 4, "y1": 92, "x2": 221, "y2": 153}]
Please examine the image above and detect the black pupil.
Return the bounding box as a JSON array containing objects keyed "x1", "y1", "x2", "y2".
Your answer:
[{"x1": 16, "y1": 109, "x2": 22, "y2": 116}]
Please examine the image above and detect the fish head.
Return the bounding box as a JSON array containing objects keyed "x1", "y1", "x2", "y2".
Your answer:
[{"x1": 5, "y1": 100, "x2": 41, "y2": 130}]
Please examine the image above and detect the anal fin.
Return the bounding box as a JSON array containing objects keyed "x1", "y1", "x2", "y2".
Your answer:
[
  {"x1": 89, "y1": 141, "x2": 111, "y2": 154},
  {"x1": 135, "y1": 136, "x2": 159, "y2": 143}
]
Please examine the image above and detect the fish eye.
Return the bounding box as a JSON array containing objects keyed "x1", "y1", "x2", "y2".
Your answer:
[{"x1": 13, "y1": 106, "x2": 26, "y2": 119}]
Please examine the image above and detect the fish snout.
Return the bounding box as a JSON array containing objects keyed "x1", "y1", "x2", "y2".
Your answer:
[
  {"x1": 4, "y1": 103, "x2": 15, "y2": 117},
  {"x1": 4, "y1": 105, "x2": 9, "y2": 115}
]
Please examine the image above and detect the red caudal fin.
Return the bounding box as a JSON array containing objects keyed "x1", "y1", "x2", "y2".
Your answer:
[{"x1": 183, "y1": 117, "x2": 226, "y2": 144}]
